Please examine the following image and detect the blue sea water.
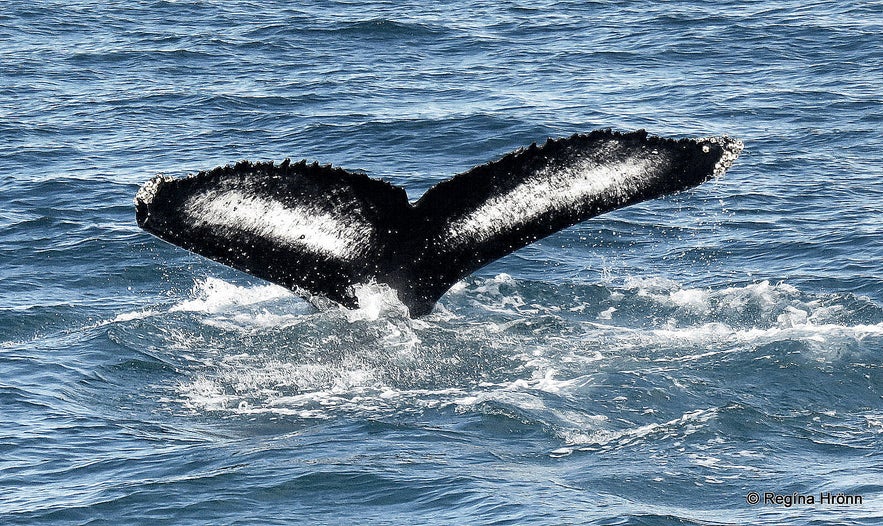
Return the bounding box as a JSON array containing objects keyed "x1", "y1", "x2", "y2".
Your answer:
[{"x1": 2, "y1": 0, "x2": 882, "y2": 524}]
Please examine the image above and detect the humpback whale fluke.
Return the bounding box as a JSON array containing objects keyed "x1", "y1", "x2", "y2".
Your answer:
[{"x1": 135, "y1": 129, "x2": 742, "y2": 317}]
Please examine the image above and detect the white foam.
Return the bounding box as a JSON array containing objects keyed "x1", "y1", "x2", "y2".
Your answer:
[
  {"x1": 599, "y1": 279, "x2": 883, "y2": 360},
  {"x1": 597, "y1": 306, "x2": 616, "y2": 319},
  {"x1": 346, "y1": 282, "x2": 410, "y2": 322},
  {"x1": 669, "y1": 288, "x2": 710, "y2": 312},
  {"x1": 504, "y1": 368, "x2": 577, "y2": 394},
  {"x1": 748, "y1": 321, "x2": 882, "y2": 344},
  {"x1": 100, "y1": 309, "x2": 159, "y2": 326},
  {"x1": 179, "y1": 376, "x2": 238, "y2": 412},
  {"x1": 79, "y1": 308, "x2": 161, "y2": 331},
  {"x1": 455, "y1": 273, "x2": 530, "y2": 314},
  {"x1": 111, "y1": 310, "x2": 157, "y2": 322},
  {"x1": 184, "y1": 188, "x2": 374, "y2": 260},
  {"x1": 569, "y1": 407, "x2": 720, "y2": 448},
  {"x1": 170, "y1": 277, "x2": 294, "y2": 314},
  {"x1": 624, "y1": 278, "x2": 805, "y2": 317},
  {"x1": 176, "y1": 359, "x2": 475, "y2": 418},
  {"x1": 156, "y1": 274, "x2": 879, "y2": 429},
  {"x1": 866, "y1": 415, "x2": 883, "y2": 433}
]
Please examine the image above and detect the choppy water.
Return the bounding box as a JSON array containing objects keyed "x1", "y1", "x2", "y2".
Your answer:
[{"x1": 2, "y1": 1, "x2": 882, "y2": 524}]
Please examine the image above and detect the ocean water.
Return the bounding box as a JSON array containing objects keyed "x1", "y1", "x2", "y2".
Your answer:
[{"x1": 2, "y1": 1, "x2": 882, "y2": 524}]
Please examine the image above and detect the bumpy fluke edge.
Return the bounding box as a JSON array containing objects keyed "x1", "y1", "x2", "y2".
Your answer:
[{"x1": 135, "y1": 130, "x2": 742, "y2": 317}]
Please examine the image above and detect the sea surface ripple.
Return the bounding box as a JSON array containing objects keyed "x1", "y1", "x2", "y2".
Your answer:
[{"x1": 1, "y1": 1, "x2": 882, "y2": 525}]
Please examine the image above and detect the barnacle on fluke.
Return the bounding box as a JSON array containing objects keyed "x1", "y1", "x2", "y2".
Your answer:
[{"x1": 135, "y1": 129, "x2": 742, "y2": 317}]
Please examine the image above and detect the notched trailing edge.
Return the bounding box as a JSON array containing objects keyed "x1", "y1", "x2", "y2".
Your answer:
[{"x1": 135, "y1": 130, "x2": 743, "y2": 317}]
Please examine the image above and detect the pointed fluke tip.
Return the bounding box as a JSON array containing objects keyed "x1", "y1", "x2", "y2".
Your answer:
[
  {"x1": 134, "y1": 174, "x2": 175, "y2": 227},
  {"x1": 699, "y1": 135, "x2": 744, "y2": 178}
]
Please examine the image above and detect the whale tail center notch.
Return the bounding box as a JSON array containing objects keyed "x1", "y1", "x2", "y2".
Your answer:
[{"x1": 135, "y1": 129, "x2": 742, "y2": 317}]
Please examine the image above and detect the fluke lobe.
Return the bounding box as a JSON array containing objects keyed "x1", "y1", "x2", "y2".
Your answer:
[{"x1": 135, "y1": 129, "x2": 742, "y2": 316}]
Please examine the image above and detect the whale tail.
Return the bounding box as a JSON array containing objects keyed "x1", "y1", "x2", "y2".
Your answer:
[{"x1": 135, "y1": 130, "x2": 742, "y2": 317}]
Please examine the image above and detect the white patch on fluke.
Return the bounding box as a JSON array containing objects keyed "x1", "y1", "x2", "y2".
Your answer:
[
  {"x1": 184, "y1": 189, "x2": 373, "y2": 260},
  {"x1": 445, "y1": 153, "x2": 662, "y2": 245}
]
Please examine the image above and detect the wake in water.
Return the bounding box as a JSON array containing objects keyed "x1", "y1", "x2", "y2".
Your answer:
[{"x1": 102, "y1": 273, "x2": 883, "y2": 454}]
